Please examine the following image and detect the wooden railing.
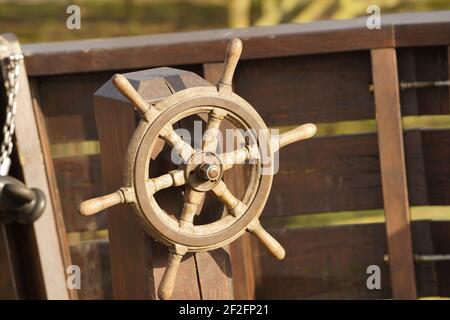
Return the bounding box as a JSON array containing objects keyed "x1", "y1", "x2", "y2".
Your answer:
[{"x1": 1, "y1": 10, "x2": 449, "y2": 299}]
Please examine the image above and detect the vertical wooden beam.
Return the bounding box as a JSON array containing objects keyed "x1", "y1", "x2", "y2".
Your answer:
[
  {"x1": 29, "y1": 79, "x2": 78, "y2": 300},
  {"x1": 94, "y1": 97, "x2": 158, "y2": 299},
  {"x1": 0, "y1": 34, "x2": 72, "y2": 299},
  {"x1": 94, "y1": 73, "x2": 205, "y2": 299},
  {"x1": 371, "y1": 48, "x2": 417, "y2": 299}
]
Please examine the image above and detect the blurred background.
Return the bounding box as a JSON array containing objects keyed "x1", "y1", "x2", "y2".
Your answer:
[{"x1": 0, "y1": 0, "x2": 449, "y2": 44}]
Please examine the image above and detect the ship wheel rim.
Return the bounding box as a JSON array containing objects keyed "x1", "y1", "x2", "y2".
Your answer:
[{"x1": 133, "y1": 92, "x2": 273, "y2": 249}]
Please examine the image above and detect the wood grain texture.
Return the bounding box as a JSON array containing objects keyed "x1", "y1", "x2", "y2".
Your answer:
[
  {"x1": 53, "y1": 156, "x2": 107, "y2": 232},
  {"x1": 70, "y1": 239, "x2": 112, "y2": 299},
  {"x1": 253, "y1": 221, "x2": 448, "y2": 299},
  {"x1": 195, "y1": 248, "x2": 234, "y2": 300},
  {"x1": 234, "y1": 52, "x2": 375, "y2": 125},
  {"x1": 422, "y1": 130, "x2": 450, "y2": 205},
  {"x1": 263, "y1": 130, "x2": 434, "y2": 217},
  {"x1": 29, "y1": 79, "x2": 78, "y2": 299},
  {"x1": 95, "y1": 96, "x2": 158, "y2": 299},
  {"x1": 398, "y1": 46, "x2": 449, "y2": 116},
  {"x1": 94, "y1": 68, "x2": 237, "y2": 299},
  {"x1": 253, "y1": 223, "x2": 392, "y2": 299},
  {"x1": 430, "y1": 221, "x2": 450, "y2": 297},
  {"x1": 371, "y1": 48, "x2": 417, "y2": 299},
  {"x1": 1, "y1": 33, "x2": 72, "y2": 299}
]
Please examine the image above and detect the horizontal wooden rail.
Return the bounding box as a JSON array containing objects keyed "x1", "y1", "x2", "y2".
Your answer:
[{"x1": 21, "y1": 11, "x2": 450, "y2": 76}]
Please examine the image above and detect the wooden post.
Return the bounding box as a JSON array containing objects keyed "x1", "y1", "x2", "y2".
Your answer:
[
  {"x1": 94, "y1": 69, "x2": 234, "y2": 299},
  {"x1": 0, "y1": 34, "x2": 74, "y2": 299},
  {"x1": 371, "y1": 48, "x2": 417, "y2": 299}
]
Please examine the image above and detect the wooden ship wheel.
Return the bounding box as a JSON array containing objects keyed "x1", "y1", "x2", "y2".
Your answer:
[{"x1": 79, "y1": 38, "x2": 316, "y2": 300}]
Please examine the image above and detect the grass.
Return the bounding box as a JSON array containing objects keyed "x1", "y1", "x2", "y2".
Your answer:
[{"x1": 0, "y1": 0, "x2": 228, "y2": 43}]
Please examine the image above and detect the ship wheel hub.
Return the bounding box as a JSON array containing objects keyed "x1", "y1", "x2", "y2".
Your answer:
[{"x1": 185, "y1": 151, "x2": 223, "y2": 192}]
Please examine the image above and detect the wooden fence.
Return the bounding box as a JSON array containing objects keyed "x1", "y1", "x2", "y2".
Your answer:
[{"x1": 1, "y1": 11, "x2": 450, "y2": 299}]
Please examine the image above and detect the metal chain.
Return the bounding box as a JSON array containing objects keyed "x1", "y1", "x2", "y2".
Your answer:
[{"x1": 0, "y1": 52, "x2": 23, "y2": 175}]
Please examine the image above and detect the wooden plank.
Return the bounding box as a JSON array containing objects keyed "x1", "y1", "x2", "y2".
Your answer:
[
  {"x1": 398, "y1": 47, "x2": 449, "y2": 116},
  {"x1": 422, "y1": 130, "x2": 450, "y2": 205},
  {"x1": 413, "y1": 47, "x2": 449, "y2": 116},
  {"x1": 194, "y1": 248, "x2": 234, "y2": 300},
  {"x1": 29, "y1": 79, "x2": 78, "y2": 299},
  {"x1": 267, "y1": 133, "x2": 382, "y2": 215},
  {"x1": 411, "y1": 221, "x2": 439, "y2": 297},
  {"x1": 403, "y1": 130, "x2": 428, "y2": 206},
  {"x1": 53, "y1": 155, "x2": 107, "y2": 232},
  {"x1": 69, "y1": 239, "x2": 112, "y2": 299},
  {"x1": 94, "y1": 96, "x2": 157, "y2": 299},
  {"x1": 229, "y1": 234, "x2": 255, "y2": 299},
  {"x1": 371, "y1": 48, "x2": 417, "y2": 299},
  {"x1": 430, "y1": 221, "x2": 450, "y2": 297},
  {"x1": 1, "y1": 33, "x2": 73, "y2": 299},
  {"x1": 32, "y1": 72, "x2": 111, "y2": 143},
  {"x1": 34, "y1": 65, "x2": 203, "y2": 144},
  {"x1": 234, "y1": 52, "x2": 375, "y2": 125},
  {"x1": 394, "y1": 22, "x2": 450, "y2": 48},
  {"x1": 252, "y1": 221, "x2": 442, "y2": 299},
  {"x1": 252, "y1": 223, "x2": 392, "y2": 299},
  {"x1": 397, "y1": 48, "x2": 420, "y2": 115}
]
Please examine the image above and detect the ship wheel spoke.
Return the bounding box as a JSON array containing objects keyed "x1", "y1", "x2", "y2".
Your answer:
[
  {"x1": 146, "y1": 170, "x2": 186, "y2": 195},
  {"x1": 176, "y1": 109, "x2": 228, "y2": 228},
  {"x1": 218, "y1": 144, "x2": 259, "y2": 171},
  {"x1": 203, "y1": 109, "x2": 226, "y2": 153},
  {"x1": 271, "y1": 123, "x2": 317, "y2": 152},
  {"x1": 247, "y1": 218, "x2": 285, "y2": 260},
  {"x1": 160, "y1": 124, "x2": 195, "y2": 163},
  {"x1": 158, "y1": 244, "x2": 188, "y2": 300},
  {"x1": 179, "y1": 186, "x2": 204, "y2": 228},
  {"x1": 218, "y1": 123, "x2": 317, "y2": 170},
  {"x1": 212, "y1": 180, "x2": 247, "y2": 217}
]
